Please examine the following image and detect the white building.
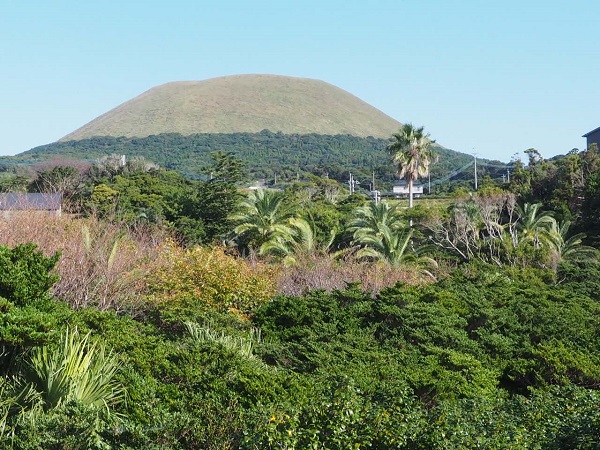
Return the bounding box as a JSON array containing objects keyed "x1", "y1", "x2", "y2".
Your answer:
[{"x1": 393, "y1": 182, "x2": 424, "y2": 198}]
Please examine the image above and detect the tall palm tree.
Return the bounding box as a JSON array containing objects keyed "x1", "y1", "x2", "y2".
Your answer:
[
  {"x1": 230, "y1": 189, "x2": 293, "y2": 250},
  {"x1": 388, "y1": 124, "x2": 435, "y2": 208}
]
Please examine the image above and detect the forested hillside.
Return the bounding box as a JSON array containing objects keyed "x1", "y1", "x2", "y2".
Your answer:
[{"x1": 5, "y1": 131, "x2": 502, "y2": 186}]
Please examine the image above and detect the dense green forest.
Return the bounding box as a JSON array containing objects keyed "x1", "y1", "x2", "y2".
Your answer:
[
  {"x1": 0, "y1": 143, "x2": 599, "y2": 448},
  {"x1": 1, "y1": 132, "x2": 507, "y2": 189}
]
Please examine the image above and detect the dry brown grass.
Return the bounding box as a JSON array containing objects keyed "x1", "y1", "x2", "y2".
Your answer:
[
  {"x1": 0, "y1": 214, "x2": 166, "y2": 313},
  {"x1": 275, "y1": 251, "x2": 429, "y2": 297}
]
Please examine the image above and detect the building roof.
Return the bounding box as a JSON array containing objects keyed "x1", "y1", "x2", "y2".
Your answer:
[
  {"x1": 393, "y1": 181, "x2": 424, "y2": 187},
  {"x1": 583, "y1": 126, "x2": 600, "y2": 137},
  {"x1": 0, "y1": 193, "x2": 62, "y2": 211}
]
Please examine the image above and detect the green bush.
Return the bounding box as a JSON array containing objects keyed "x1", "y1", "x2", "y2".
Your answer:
[{"x1": 0, "y1": 243, "x2": 59, "y2": 307}]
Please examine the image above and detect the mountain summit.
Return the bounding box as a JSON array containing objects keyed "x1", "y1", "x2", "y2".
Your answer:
[{"x1": 59, "y1": 74, "x2": 401, "y2": 141}]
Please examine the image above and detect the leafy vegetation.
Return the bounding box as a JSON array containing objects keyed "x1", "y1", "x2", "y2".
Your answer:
[
  {"x1": 0, "y1": 135, "x2": 599, "y2": 448},
  {"x1": 3, "y1": 131, "x2": 486, "y2": 187}
]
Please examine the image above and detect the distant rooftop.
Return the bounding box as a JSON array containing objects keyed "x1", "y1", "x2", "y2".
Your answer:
[
  {"x1": 0, "y1": 193, "x2": 62, "y2": 211},
  {"x1": 583, "y1": 126, "x2": 600, "y2": 137}
]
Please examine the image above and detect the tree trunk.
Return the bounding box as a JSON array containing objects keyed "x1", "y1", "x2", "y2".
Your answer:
[{"x1": 408, "y1": 179, "x2": 414, "y2": 208}]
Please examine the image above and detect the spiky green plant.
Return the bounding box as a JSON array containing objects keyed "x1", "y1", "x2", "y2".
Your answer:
[
  {"x1": 347, "y1": 201, "x2": 405, "y2": 238},
  {"x1": 515, "y1": 202, "x2": 556, "y2": 248},
  {"x1": 24, "y1": 327, "x2": 125, "y2": 413},
  {"x1": 230, "y1": 189, "x2": 293, "y2": 250},
  {"x1": 259, "y1": 216, "x2": 336, "y2": 265},
  {"x1": 548, "y1": 220, "x2": 598, "y2": 263},
  {"x1": 184, "y1": 321, "x2": 262, "y2": 361}
]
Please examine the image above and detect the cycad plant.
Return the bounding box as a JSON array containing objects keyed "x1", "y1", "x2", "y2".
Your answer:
[
  {"x1": 348, "y1": 201, "x2": 437, "y2": 273},
  {"x1": 514, "y1": 202, "x2": 556, "y2": 248},
  {"x1": 548, "y1": 220, "x2": 598, "y2": 264},
  {"x1": 260, "y1": 216, "x2": 336, "y2": 265},
  {"x1": 347, "y1": 201, "x2": 404, "y2": 238},
  {"x1": 230, "y1": 189, "x2": 293, "y2": 252}
]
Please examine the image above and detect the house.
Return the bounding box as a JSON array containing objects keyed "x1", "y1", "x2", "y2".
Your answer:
[
  {"x1": 393, "y1": 182, "x2": 424, "y2": 198},
  {"x1": 0, "y1": 193, "x2": 63, "y2": 217},
  {"x1": 583, "y1": 127, "x2": 600, "y2": 150}
]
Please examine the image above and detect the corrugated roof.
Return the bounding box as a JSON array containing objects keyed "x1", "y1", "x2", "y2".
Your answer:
[{"x1": 0, "y1": 193, "x2": 62, "y2": 211}]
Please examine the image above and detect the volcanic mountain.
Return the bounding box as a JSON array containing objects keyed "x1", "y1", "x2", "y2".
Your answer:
[{"x1": 60, "y1": 74, "x2": 402, "y2": 142}]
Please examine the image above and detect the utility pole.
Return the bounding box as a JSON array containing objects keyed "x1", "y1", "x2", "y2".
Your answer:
[
  {"x1": 428, "y1": 171, "x2": 431, "y2": 194},
  {"x1": 507, "y1": 169, "x2": 510, "y2": 183},
  {"x1": 370, "y1": 170, "x2": 380, "y2": 204},
  {"x1": 348, "y1": 172, "x2": 359, "y2": 194},
  {"x1": 473, "y1": 152, "x2": 478, "y2": 191}
]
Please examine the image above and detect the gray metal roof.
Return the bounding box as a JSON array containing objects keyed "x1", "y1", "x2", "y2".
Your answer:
[
  {"x1": 0, "y1": 193, "x2": 62, "y2": 211},
  {"x1": 583, "y1": 126, "x2": 600, "y2": 137}
]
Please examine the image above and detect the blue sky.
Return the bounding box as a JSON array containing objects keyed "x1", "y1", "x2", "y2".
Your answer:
[{"x1": 1, "y1": 0, "x2": 598, "y2": 162}]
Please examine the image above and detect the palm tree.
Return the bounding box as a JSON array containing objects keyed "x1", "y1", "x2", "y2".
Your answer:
[
  {"x1": 548, "y1": 220, "x2": 598, "y2": 264},
  {"x1": 514, "y1": 202, "x2": 556, "y2": 248},
  {"x1": 260, "y1": 217, "x2": 336, "y2": 265},
  {"x1": 347, "y1": 201, "x2": 436, "y2": 272},
  {"x1": 347, "y1": 201, "x2": 404, "y2": 238},
  {"x1": 353, "y1": 225, "x2": 437, "y2": 274},
  {"x1": 354, "y1": 225, "x2": 412, "y2": 266},
  {"x1": 230, "y1": 189, "x2": 293, "y2": 250},
  {"x1": 388, "y1": 124, "x2": 435, "y2": 208}
]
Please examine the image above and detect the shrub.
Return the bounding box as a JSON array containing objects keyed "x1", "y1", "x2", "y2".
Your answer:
[
  {"x1": 0, "y1": 243, "x2": 59, "y2": 307},
  {"x1": 146, "y1": 242, "x2": 276, "y2": 317},
  {"x1": 0, "y1": 214, "x2": 165, "y2": 313}
]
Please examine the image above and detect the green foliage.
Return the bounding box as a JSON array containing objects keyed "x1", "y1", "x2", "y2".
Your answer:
[
  {"x1": 10, "y1": 401, "x2": 119, "y2": 450},
  {"x1": 246, "y1": 376, "x2": 425, "y2": 449},
  {"x1": 256, "y1": 263, "x2": 600, "y2": 401},
  {"x1": 0, "y1": 217, "x2": 599, "y2": 448},
  {"x1": 0, "y1": 244, "x2": 59, "y2": 307},
  {"x1": 0, "y1": 244, "x2": 65, "y2": 355},
  {"x1": 178, "y1": 152, "x2": 245, "y2": 243},
  {"x1": 90, "y1": 183, "x2": 119, "y2": 217},
  {"x1": 13, "y1": 132, "x2": 473, "y2": 185},
  {"x1": 21, "y1": 327, "x2": 125, "y2": 412}
]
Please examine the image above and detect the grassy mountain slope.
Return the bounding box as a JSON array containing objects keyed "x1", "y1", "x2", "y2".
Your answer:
[
  {"x1": 3, "y1": 75, "x2": 507, "y2": 187},
  {"x1": 60, "y1": 75, "x2": 402, "y2": 141}
]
